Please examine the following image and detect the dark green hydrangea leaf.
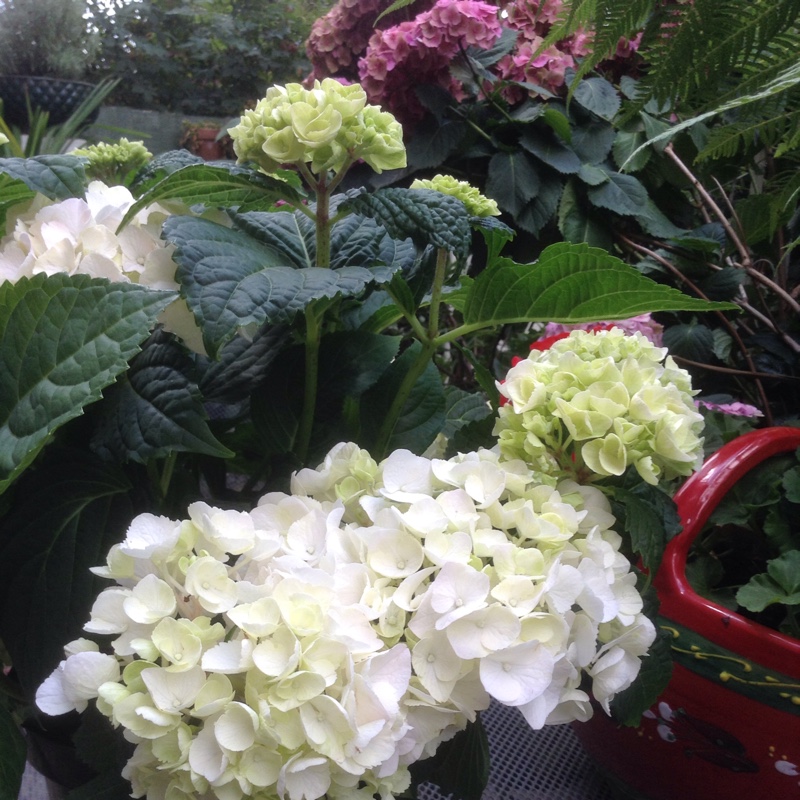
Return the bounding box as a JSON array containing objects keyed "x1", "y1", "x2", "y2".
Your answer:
[
  {"x1": 516, "y1": 169, "x2": 564, "y2": 236},
  {"x1": 198, "y1": 324, "x2": 291, "y2": 402},
  {"x1": 573, "y1": 76, "x2": 622, "y2": 120},
  {"x1": 91, "y1": 330, "x2": 233, "y2": 463},
  {"x1": 571, "y1": 118, "x2": 616, "y2": 164},
  {"x1": 409, "y1": 716, "x2": 490, "y2": 800},
  {"x1": 0, "y1": 154, "x2": 87, "y2": 199},
  {"x1": 610, "y1": 627, "x2": 673, "y2": 727},
  {"x1": 442, "y1": 385, "x2": 493, "y2": 439},
  {"x1": 486, "y1": 151, "x2": 540, "y2": 218},
  {"x1": 231, "y1": 210, "x2": 315, "y2": 267},
  {"x1": 344, "y1": 188, "x2": 472, "y2": 260},
  {"x1": 0, "y1": 274, "x2": 176, "y2": 495},
  {"x1": 663, "y1": 322, "x2": 716, "y2": 362},
  {"x1": 520, "y1": 129, "x2": 582, "y2": 174},
  {"x1": 0, "y1": 451, "x2": 135, "y2": 698},
  {"x1": 406, "y1": 117, "x2": 468, "y2": 170},
  {"x1": 163, "y1": 216, "x2": 397, "y2": 358},
  {"x1": 360, "y1": 342, "x2": 446, "y2": 458},
  {"x1": 587, "y1": 170, "x2": 649, "y2": 217}
]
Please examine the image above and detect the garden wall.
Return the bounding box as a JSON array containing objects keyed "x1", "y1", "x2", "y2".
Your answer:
[{"x1": 85, "y1": 106, "x2": 233, "y2": 154}]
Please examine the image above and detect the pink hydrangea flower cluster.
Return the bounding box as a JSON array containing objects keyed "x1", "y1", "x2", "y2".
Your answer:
[
  {"x1": 307, "y1": 0, "x2": 436, "y2": 80},
  {"x1": 494, "y1": 0, "x2": 593, "y2": 101},
  {"x1": 307, "y1": 0, "x2": 643, "y2": 125},
  {"x1": 357, "y1": 0, "x2": 503, "y2": 124}
]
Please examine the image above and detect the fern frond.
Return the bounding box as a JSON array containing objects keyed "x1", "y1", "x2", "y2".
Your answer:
[
  {"x1": 633, "y1": 0, "x2": 800, "y2": 111},
  {"x1": 536, "y1": 0, "x2": 655, "y2": 84},
  {"x1": 697, "y1": 105, "x2": 800, "y2": 162}
]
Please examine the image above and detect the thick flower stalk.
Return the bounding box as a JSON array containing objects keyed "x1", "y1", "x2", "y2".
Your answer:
[
  {"x1": 496, "y1": 328, "x2": 704, "y2": 485},
  {"x1": 37, "y1": 441, "x2": 654, "y2": 800}
]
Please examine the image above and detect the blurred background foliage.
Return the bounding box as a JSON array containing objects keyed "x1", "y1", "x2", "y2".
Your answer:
[{"x1": 85, "y1": 0, "x2": 330, "y2": 116}]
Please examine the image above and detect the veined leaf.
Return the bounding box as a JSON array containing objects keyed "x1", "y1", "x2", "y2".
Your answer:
[
  {"x1": 0, "y1": 174, "x2": 35, "y2": 237},
  {"x1": 487, "y1": 151, "x2": 540, "y2": 217},
  {"x1": 344, "y1": 188, "x2": 472, "y2": 260},
  {"x1": 406, "y1": 118, "x2": 467, "y2": 170},
  {"x1": 460, "y1": 242, "x2": 737, "y2": 330},
  {"x1": 520, "y1": 129, "x2": 582, "y2": 174},
  {"x1": 0, "y1": 274, "x2": 176, "y2": 495},
  {"x1": 91, "y1": 330, "x2": 233, "y2": 463},
  {"x1": 0, "y1": 154, "x2": 87, "y2": 200},
  {"x1": 198, "y1": 324, "x2": 291, "y2": 402},
  {"x1": 119, "y1": 162, "x2": 302, "y2": 229},
  {"x1": 572, "y1": 76, "x2": 622, "y2": 120},
  {"x1": 587, "y1": 170, "x2": 649, "y2": 217},
  {"x1": 361, "y1": 342, "x2": 446, "y2": 458},
  {"x1": 163, "y1": 216, "x2": 397, "y2": 357},
  {"x1": 442, "y1": 386, "x2": 493, "y2": 439}
]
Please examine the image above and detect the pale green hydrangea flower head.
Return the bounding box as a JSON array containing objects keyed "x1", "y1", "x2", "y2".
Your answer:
[
  {"x1": 495, "y1": 328, "x2": 704, "y2": 485},
  {"x1": 229, "y1": 78, "x2": 406, "y2": 176},
  {"x1": 411, "y1": 174, "x2": 500, "y2": 217}
]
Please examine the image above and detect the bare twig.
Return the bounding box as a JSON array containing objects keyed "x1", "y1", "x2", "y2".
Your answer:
[{"x1": 664, "y1": 143, "x2": 752, "y2": 269}]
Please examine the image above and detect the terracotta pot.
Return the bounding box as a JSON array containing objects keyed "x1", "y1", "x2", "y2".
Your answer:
[
  {"x1": 574, "y1": 427, "x2": 800, "y2": 800},
  {"x1": 191, "y1": 128, "x2": 225, "y2": 160}
]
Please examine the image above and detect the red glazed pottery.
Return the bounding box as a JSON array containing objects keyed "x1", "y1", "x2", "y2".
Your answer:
[{"x1": 574, "y1": 427, "x2": 800, "y2": 800}]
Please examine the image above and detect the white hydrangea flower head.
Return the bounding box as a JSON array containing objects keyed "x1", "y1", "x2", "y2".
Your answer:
[
  {"x1": 37, "y1": 437, "x2": 656, "y2": 800},
  {"x1": 0, "y1": 182, "x2": 206, "y2": 352}
]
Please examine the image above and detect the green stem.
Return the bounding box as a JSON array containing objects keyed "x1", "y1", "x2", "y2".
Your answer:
[
  {"x1": 296, "y1": 306, "x2": 322, "y2": 465},
  {"x1": 374, "y1": 341, "x2": 438, "y2": 459},
  {"x1": 160, "y1": 452, "x2": 177, "y2": 500},
  {"x1": 428, "y1": 248, "x2": 449, "y2": 338},
  {"x1": 373, "y1": 248, "x2": 453, "y2": 457}
]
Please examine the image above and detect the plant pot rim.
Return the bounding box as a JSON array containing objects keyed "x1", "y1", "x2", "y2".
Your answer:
[{"x1": 656, "y1": 426, "x2": 800, "y2": 674}]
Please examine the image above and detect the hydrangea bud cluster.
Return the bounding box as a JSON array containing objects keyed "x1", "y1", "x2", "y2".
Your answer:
[
  {"x1": 0, "y1": 182, "x2": 204, "y2": 353},
  {"x1": 411, "y1": 174, "x2": 500, "y2": 217},
  {"x1": 228, "y1": 79, "x2": 406, "y2": 177},
  {"x1": 357, "y1": 0, "x2": 503, "y2": 124},
  {"x1": 37, "y1": 441, "x2": 655, "y2": 800},
  {"x1": 71, "y1": 138, "x2": 153, "y2": 184},
  {"x1": 496, "y1": 328, "x2": 704, "y2": 485}
]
